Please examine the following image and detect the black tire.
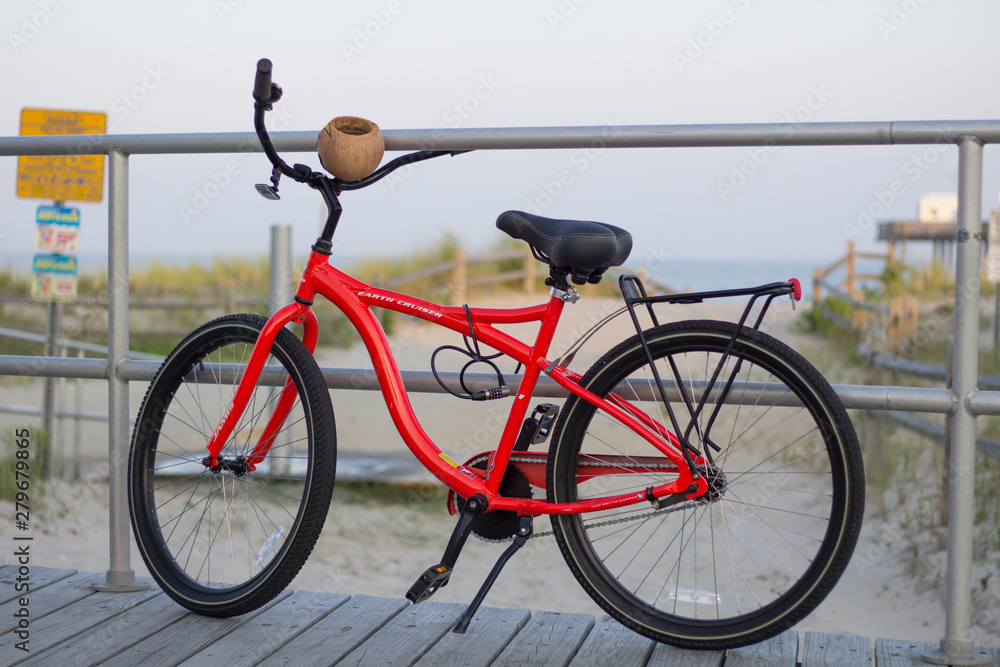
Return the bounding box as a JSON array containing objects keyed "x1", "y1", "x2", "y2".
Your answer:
[
  {"x1": 548, "y1": 320, "x2": 864, "y2": 649},
  {"x1": 129, "y1": 314, "x2": 336, "y2": 616}
]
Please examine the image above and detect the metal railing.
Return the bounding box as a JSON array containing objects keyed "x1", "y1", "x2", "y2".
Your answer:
[{"x1": 1, "y1": 120, "x2": 998, "y2": 663}]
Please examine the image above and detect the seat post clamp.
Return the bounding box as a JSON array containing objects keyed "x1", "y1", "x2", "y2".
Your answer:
[{"x1": 550, "y1": 286, "x2": 580, "y2": 304}]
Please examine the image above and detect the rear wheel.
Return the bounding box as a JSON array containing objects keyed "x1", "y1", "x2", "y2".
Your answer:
[
  {"x1": 548, "y1": 320, "x2": 864, "y2": 649},
  {"x1": 129, "y1": 314, "x2": 336, "y2": 616}
]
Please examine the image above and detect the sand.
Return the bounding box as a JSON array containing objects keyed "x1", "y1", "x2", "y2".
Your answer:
[{"x1": 1, "y1": 291, "x2": 997, "y2": 648}]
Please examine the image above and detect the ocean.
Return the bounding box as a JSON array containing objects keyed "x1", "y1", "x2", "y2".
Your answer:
[{"x1": 642, "y1": 257, "x2": 835, "y2": 301}]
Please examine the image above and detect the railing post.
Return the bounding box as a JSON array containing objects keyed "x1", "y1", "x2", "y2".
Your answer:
[
  {"x1": 921, "y1": 137, "x2": 990, "y2": 666},
  {"x1": 40, "y1": 301, "x2": 60, "y2": 476},
  {"x1": 863, "y1": 332, "x2": 885, "y2": 517},
  {"x1": 93, "y1": 149, "x2": 148, "y2": 593},
  {"x1": 940, "y1": 344, "x2": 953, "y2": 528},
  {"x1": 453, "y1": 247, "x2": 467, "y2": 306},
  {"x1": 269, "y1": 224, "x2": 293, "y2": 478},
  {"x1": 73, "y1": 349, "x2": 83, "y2": 481}
]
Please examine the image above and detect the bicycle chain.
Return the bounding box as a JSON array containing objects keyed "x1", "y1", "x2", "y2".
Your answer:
[{"x1": 471, "y1": 455, "x2": 699, "y2": 544}]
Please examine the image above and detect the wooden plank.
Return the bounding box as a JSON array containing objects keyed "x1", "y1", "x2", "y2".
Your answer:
[
  {"x1": 568, "y1": 616, "x2": 654, "y2": 667},
  {"x1": 874, "y1": 637, "x2": 941, "y2": 666},
  {"x1": 177, "y1": 590, "x2": 349, "y2": 666},
  {"x1": 15, "y1": 593, "x2": 189, "y2": 667},
  {"x1": 0, "y1": 566, "x2": 76, "y2": 605},
  {"x1": 0, "y1": 584, "x2": 159, "y2": 660},
  {"x1": 801, "y1": 631, "x2": 871, "y2": 666},
  {"x1": 726, "y1": 629, "x2": 798, "y2": 667},
  {"x1": 875, "y1": 637, "x2": 995, "y2": 666},
  {"x1": 491, "y1": 610, "x2": 595, "y2": 667},
  {"x1": 414, "y1": 606, "x2": 531, "y2": 667},
  {"x1": 0, "y1": 571, "x2": 102, "y2": 634},
  {"x1": 99, "y1": 589, "x2": 292, "y2": 667},
  {"x1": 338, "y1": 601, "x2": 467, "y2": 666},
  {"x1": 258, "y1": 595, "x2": 410, "y2": 667},
  {"x1": 647, "y1": 642, "x2": 725, "y2": 667}
]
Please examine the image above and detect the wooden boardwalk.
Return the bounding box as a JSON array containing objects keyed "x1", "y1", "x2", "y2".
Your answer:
[{"x1": 0, "y1": 566, "x2": 996, "y2": 666}]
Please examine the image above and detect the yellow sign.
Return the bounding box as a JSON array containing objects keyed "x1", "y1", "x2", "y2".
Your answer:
[{"x1": 16, "y1": 108, "x2": 107, "y2": 203}]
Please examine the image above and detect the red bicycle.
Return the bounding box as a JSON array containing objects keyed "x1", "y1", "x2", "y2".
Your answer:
[{"x1": 127, "y1": 60, "x2": 865, "y2": 649}]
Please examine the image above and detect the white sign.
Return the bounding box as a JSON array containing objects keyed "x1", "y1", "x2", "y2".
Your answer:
[{"x1": 35, "y1": 205, "x2": 80, "y2": 254}]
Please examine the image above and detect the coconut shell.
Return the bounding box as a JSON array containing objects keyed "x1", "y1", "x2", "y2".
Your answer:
[{"x1": 317, "y1": 116, "x2": 385, "y2": 181}]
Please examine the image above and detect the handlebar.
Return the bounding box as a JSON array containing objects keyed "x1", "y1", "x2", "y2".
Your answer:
[
  {"x1": 253, "y1": 58, "x2": 272, "y2": 105},
  {"x1": 252, "y1": 58, "x2": 470, "y2": 196}
]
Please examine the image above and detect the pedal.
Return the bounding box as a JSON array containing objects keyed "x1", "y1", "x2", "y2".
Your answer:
[{"x1": 406, "y1": 564, "x2": 452, "y2": 603}]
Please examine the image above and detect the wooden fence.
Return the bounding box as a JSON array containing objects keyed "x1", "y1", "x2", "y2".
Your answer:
[
  {"x1": 381, "y1": 246, "x2": 672, "y2": 303},
  {"x1": 812, "y1": 241, "x2": 918, "y2": 353}
]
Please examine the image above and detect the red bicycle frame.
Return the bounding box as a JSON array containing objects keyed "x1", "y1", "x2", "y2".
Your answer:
[{"x1": 203, "y1": 247, "x2": 708, "y2": 516}]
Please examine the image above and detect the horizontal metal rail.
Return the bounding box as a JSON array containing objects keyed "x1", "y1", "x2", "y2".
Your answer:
[
  {"x1": 0, "y1": 326, "x2": 163, "y2": 360},
  {"x1": 0, "y1": 355, "x2": 970, "y2": 416},
  {"x1": 3, "y1": 121, "x2": 1000, "y2": 156},
  {"x1": 0, "y1": 403, "x2": 112, "y2": 423},
  {"x1": 0, "y1": 118, "x2": 996, "y2": 663}
]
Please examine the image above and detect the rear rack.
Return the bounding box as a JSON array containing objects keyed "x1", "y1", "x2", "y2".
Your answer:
[{"x1": 617, "y1": 274, "x2": 802, "y2": 476}]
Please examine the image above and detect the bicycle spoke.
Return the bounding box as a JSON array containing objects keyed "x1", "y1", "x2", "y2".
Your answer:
[{"x1": 550, "y1": 321, "x2": 861, "y2": 647}]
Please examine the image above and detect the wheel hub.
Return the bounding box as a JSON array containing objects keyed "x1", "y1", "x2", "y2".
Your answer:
[
  {"x1": 202, "y1": 455, "x2": 249, "y2": 476},
  {"x1": 697, "y1": 464, "x2": 727, "y2": 502}
]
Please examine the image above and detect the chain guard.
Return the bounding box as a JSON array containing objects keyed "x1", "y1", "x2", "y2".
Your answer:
[{"x1": 451, "y1": 453, "x2": 533, "y2": 541}]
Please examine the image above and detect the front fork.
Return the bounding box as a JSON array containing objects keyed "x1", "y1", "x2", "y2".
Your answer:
[{"x1": 203, "y1": 302, "x2": 319, "y2": 470}]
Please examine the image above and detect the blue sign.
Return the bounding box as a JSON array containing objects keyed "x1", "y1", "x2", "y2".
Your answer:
[{"x1": 36, "y1": 205, "x2": 80, "y2": 225}]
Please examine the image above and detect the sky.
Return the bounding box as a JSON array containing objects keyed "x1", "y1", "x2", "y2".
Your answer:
[{"x1": 2, "y1": 0, "x2": 1000, "y2": 273}]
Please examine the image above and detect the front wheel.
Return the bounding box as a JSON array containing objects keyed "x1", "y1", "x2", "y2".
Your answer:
[
  {"x1": 129, "y1": 314, "x2": 336, "y2": 616},
  {"x1": 547, "y1": 320, "x2": 864, "y2": 649}
]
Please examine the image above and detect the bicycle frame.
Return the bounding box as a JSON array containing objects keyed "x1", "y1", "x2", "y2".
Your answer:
[{"x1": 202, "y1": 246, "x2": 708, "y2": 516}]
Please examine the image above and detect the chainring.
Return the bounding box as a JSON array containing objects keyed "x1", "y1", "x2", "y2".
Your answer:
[{"x1": 455, "y1": 454, "x2": 533, "y2": 541}]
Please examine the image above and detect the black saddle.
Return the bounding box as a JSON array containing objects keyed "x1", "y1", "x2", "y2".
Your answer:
[{"x1": 496, "y1": 211, "x2": 632, "y2": 285}]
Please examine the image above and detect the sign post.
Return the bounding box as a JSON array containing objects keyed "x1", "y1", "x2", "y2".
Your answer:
[{"x1": 17, "y1": 108, "x2": 106, "y2": 477}]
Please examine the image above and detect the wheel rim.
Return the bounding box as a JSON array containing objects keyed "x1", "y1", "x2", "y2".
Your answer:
[
  {"x1": 135, "y1": 330, "x2": 315, "y2": 596},
  {"x1": 554, "y1": 329, "x2": 852, "y2": 635}
]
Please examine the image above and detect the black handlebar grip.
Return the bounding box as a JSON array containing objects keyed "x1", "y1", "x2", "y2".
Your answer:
[{"x1": 253, "y1": 58, "x2": 273, "y2": 103}]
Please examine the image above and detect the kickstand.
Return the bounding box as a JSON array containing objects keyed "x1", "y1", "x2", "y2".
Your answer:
[{"x1": 453, "y1": 515, "x2": 533, "y2": 634}]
